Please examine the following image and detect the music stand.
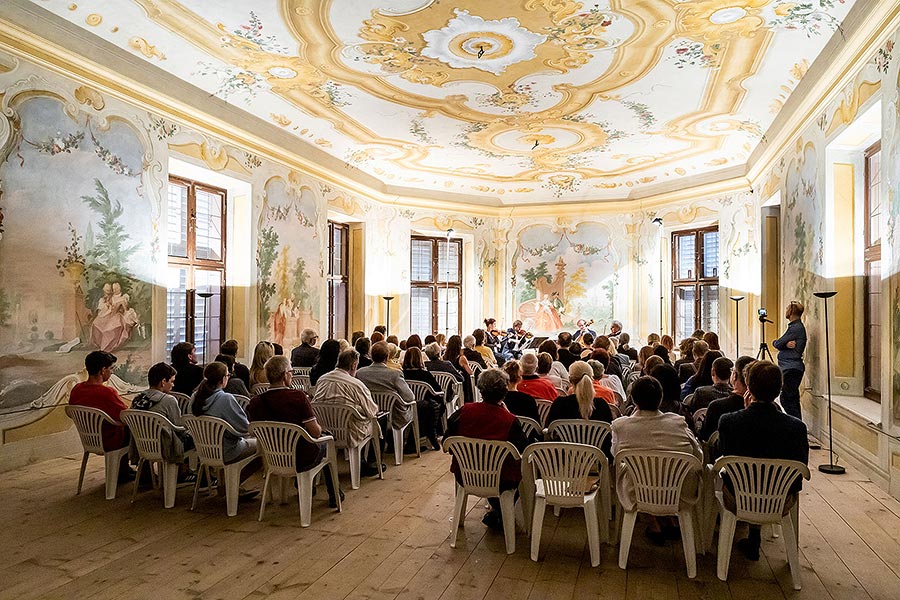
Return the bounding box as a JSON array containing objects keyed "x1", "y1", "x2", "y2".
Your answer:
[{"x1": 814, "y1": 291, "x2": 844, "y2": 475}]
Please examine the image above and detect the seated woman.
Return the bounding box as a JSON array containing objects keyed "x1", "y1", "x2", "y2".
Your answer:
[
  {"x1": 190, "y1": 362, "x2": 259, "y2": 497},
  {"x1": 547, "y1": 360, "x2": 613, "y2": 459},
  {"x1": 501, "y1": 359, "x2": 540, "y2": 423},
  {"x1": 444, "y1": 368, "x2": 528, "y2": 531},
  {"x1": 584, "y1": 360, "x2": 617, "y2": 405},
  {"x1": 386, "y1": 343, "x2": 403, "y2": 371},
  {"x1": 309, "y1": 339, "x2": 341, "y2": 386},
  {"x1": 249, "y1": 341, "x2": 275, "y2": 388},
  {"x1": 171, "y1": 341, "x2": 204, "y2": 395},
  {"x1": 650, "y1": 363, "x2": 695, "y2": 431},
  {"x1": 402, "y1": 346, "x2": 445, "y2": 448},
  {"x1": 131, "y1": 362, "x2": 195, "y2": 465},
  {"x1": 444, "y1": 335, "x2": 474, "y2": 403},
  {"x1": 214, "y1": 354, "x2": 251, "y2": 398}
]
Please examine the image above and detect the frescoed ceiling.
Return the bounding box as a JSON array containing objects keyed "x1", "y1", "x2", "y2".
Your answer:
[{"x1": 28, "y1": 0, "x2": 858, "y2": 204}]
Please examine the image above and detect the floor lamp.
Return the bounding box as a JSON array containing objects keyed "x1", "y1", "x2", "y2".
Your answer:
[
  {"x1": 445, "y1": 228, "x2": 453, "y2": 338},
  {"x1": 814, "y1": 290, "x2": 844, "y2": 475},
  {"x1": 197, "y1": 291, "x2": 213, "y2": 365},
  {"x1": 729, "y1": 295, "x2": 744, "y2": 358},
  {"x1": 383, "y1": 296, "x2": 394, "y2": 338}
]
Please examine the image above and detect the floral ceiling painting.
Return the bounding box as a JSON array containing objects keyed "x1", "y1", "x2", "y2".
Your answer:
[{"x1": 35, "y1": 0, "x2": 857, "y2": 204}]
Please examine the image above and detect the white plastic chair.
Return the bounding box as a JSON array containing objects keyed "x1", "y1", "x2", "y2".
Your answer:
[
  {"x1": 699, "y1": 430, "x2": 721, "y2": 554},
  {"x1": 182, "y1": 416, "x2": 258, "y2": 517},
  {"x1": 535, "y1": 399, "x2": 553, "y2": 427},
  {"x1": 291, "y1": 374, "x2": 312, "y2": 392},
  {"x1": 432, "y1": 371, "x2": 462, "y2": 429},
  {"x1": 233, "y1": 394, "x2": 250, "y2": 411},
  {"x1": 713, "y1": 456, "x2": 811, "y2": 589},
  {"x1": 250, "y1": 383, "x2": 270, "y2": 396},
  {"x1": 615, "y1": 450, "x2": 702, "y2": 578},
  {"x1": 609, "y1": 404, "x2": 622, "y2": 420},
  {"x1": 371, "y1": 390, "x2": 419, "y2": 465},
  {"x1": 443, "y1": 436, "x2": 521, "y2": 554},
  {"x1": 312, "y1": 403, "x2": 383, "y2": 489},
  {"x1": 292, "y1": 367, "x2": 312, "y2": 377},
  {"x1": 250, "y1": 421, "x2": 342, "y2": 527},
  {"x1": 546, "y1": 419, "x2": 613, "y2": 534},
  {"x1": 516, "y1": 416, "x2": 544, "y2": 442},
  {"x1": 524, "y1": 442, "x2": 606, "y2": 566},
  {"x1": 172, "y1": 391, "x2": 192, "y2": 416},
  {"x1": 120, "y1": 409, "x2": 183, "y2": 508},
  {"x1": 65, "y1": 405, "x2": 130, "y2": 500},
  {"x1": 470, "y1": 364, "x2": 483, "y2": 402},
  {"x1": 692, "y1": 407, "x2": 708, "y2": 435}
]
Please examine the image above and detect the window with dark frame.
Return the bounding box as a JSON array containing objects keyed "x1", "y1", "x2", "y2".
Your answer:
[
  {"x1": 166, "y1": 176, "x2": 226, "y2": 361},
  {"x1": 863, "y1": 141, "x2": 882, "y2": 402},
  {"x1": 672, "y1": 226, "x2": 719, "y2": 341},
  {"x1": 410, "y1": 235, "x2": 462, "y2": 337},
  {"x1": 327, "y1": 221, "x2": 349, "y2": 340}
]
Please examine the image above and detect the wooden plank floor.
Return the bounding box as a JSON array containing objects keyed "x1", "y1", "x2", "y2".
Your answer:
[{"x1": 2, "y1": 448, "x2": 900, "y2": 600}]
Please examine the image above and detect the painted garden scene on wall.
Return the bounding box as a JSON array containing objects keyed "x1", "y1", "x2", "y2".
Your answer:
[
  {"x1": 0, "y1": 95, "x2": 152, "y2": 418},
  {"x1": 512, "y1": 222, "x2": 617, "y2": 334},
  {"x1": 257, "y1": 177, "x2": 321, "y2": 347}
]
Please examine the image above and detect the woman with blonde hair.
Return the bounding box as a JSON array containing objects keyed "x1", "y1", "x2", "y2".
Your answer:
[
  {"x1": 249, "y1": 341, "x2": 275, "y2": 387},
  {"x1": 660, "y1": 334, "x2": 677, "y2": 363},
  {"x1": 547, "y1": 361, "x2": 613, "y2": 425}
]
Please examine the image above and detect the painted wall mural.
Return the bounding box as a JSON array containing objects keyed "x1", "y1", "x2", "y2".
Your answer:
[
  {"x1": 511, "y1": 221, "x2": 618, "y2": 334},
  {"x1": 257, "y1": 175, "x2": 322, "y2": 347},
  {"x1": 0, "y1": 89, "x2": 154, "y2": 418}
]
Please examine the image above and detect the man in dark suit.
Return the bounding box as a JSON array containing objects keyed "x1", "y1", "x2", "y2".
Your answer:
[
  {"x1": 290, "y1": 328, "x2": 320, "y2": 368},
  {"x1": 699, "y1": 356, "x2": 755, "y2": 442},
  {"x1": 718, "y1": 360, "x2": 809, "y2": 561},
  {"x1": 356, "y1": 341, "x2": 416, "y2": 437},
  {"x1": 556, "y1": 331, "x2": 579, "y2": 368}
]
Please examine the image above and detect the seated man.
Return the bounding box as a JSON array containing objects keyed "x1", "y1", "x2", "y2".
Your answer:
[
  {"x1": 131, "y1": 362, "x2": 195, "y2": 463},
  {"x1": 290, "y1": 328, "x2": 320, "y2": 368},
  {"x1": 354, "y1": 336, "x2": 373, "y2": 368},
  {"x1": 356, "y1": 341, "x2": 416, "y2": 435},
  {"x1": 516, "y1": 353, "x2": 559, "y2": 401},
  {"x1": 219, "y1": 339, "x2": 251, "y2": 388},
  {"x1": 689, "y1": 356, "x2": 734, "y2": 411},
  {"x1": 248, "y1": 356, "x2": 343, "y2": 507},
  {"x1": 590, "y1": 348, "x2": 626, "y2": 403},
  {"x1": 444, "y1": 368, "x2": 528, "y2": 530},
  {"x1": 611, "y1": 376, "x2": 703, "y2": 544},
  {"x1": 313, "y1": 349, "x2": 384, "y2": 475},
  {"x1": 556, "y1": 332, "x2": 579, "y2": 368},
  {"x1": 699, "y1": 356, "x2": 755, "y2": 442},
  {"x1": 171, "y1": 342, "x2": 204, "y2": 395},
  {"x1": 69, "y1": 350, "x2": 134, "y2": 482},
  {"x1": 462, "y1": 335, "x2": 488, "y2": 370},
  {"x1": 718, "y1": 360, "x2": 809, "y2": 560}
]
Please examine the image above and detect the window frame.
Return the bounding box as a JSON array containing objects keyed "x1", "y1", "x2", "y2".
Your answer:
[
  {"x1": 327, "y1": 220, "x2": 349, "y2": 340},
  {"x1": 671, "y1": 225, "x2": 719, "y2": 339},
  {"x1": 166, "y1": 175, "x2": 227, "y2": 357},
  {"x1": 863, "y1": 141, "x2": 881, "y2": 402},
  {"x1": 410, "y1": 235, "x2": 463, "y2": 336}
]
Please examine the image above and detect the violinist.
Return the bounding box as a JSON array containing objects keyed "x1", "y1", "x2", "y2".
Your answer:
[
  {"x1": 572, "y1": 318, "x2": 596, "y2": 343},
  {"x1": 504, "y1": 320, "x2": 532, "y2": 359},
  {"x1": 483, "y1": 318, "x2": 503, "y2": 350}
]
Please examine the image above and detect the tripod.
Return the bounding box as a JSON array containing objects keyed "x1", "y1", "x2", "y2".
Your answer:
[{"x1": 756, "y1": 317, "x2": 774, "y2": 361}]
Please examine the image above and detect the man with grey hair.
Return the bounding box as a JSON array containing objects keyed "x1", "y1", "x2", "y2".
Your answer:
[
  {"x1": 423, "y1": 341, "x2": 463, "y2": 403},
  {"x1": 609, "y1": 320, "x2": 623, "y2": 337},
  {"x1": 517, "y1": 352, "x2": 558, "y2": 400},
  {"x1": 444, "y1": 368, "x2": 528, "y2": 531},
  {"x1": 291, "y1": 328, "x2": 320, "y2": 368},
  {"x1": 248, "y1": 355, "x2": 343, "y2": 507},
  {"x1": 462, "y1": 335, "x2": 488, "y2": 370}
]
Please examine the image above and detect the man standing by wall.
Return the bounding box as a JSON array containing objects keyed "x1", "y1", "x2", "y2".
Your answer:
[{"x1": 772, "y1": 301, "x2": 807, "y2": 421}]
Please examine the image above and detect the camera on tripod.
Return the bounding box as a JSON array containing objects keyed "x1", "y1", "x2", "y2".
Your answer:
[{"x1": 757, "y1": 308, "x2": 772, "y2": 323}]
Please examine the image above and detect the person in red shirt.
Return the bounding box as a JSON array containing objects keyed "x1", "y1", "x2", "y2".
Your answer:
[
  {"x1": 516, "y1": 353, "x2": 558, "y2": 401},
  {"x1": 68, "y1": 350, "x2": 134, "y2": 481}
]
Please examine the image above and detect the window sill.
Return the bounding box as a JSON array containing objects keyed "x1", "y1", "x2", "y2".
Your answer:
[{"x1": 829, "y1": 394, "x2": 882, "y2": 425}]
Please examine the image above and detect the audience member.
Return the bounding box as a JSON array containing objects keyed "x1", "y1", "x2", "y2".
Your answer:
[
  {"x1": 556, "y1": 332, "x2": 579, "y2": 368},
  {"x1": 312, "y1": 349, "x2": 383, "y2": 475},
  {"x1": 247, "y1": 356, "x2": 342, "y2": 507},
  {"x1": 424, "y1": 335, "x2": 437, "y2": 346},
  {"x1": 648, "y1": 364, "x2": 695, "y2": 431},
  {"x1": 131, "y1": 362, "x2": 195, "y2": 468},
  {"x1": 444, "y1": 368, "x2": 528, "y2": 531},
  {"x1": 589, "y1": 349, "x2": 626, "y2": 402},
  {"x1": 472, "y1": 329, "x2": 498, "y2": 367},
  {"x1": 637, "y1": 345, "x2": 654, "y2": 369},
  {"x1": 406, "y1": 334, "x2": 423, "y2": 350},
  {"x1": 611, "y1": 376, "x2": 702, "y2": 545},
  {"x1": 660, "y1": 335, "x2": 677, "y2": 363},
  {"x1": 679, "y1": 339, "x2": 708, "y2": 382},
  {"x1": 673, "y1": 338, "x2": 695, "y2": 374},
  {"x1": 373, "y1": 325, "x2": 386, "y2": 336},
  {"x1": 351, "y1": 330, "x2": 365, "y2": 346},
  {"x1": 249, "y1": 341, "x2": 275, "y2": 387},
  {"x1": 647, "y1": 333, "x2": 661, "y2": 347},
  {"x1": 338, "y1": 339, "x2": 351, "y2": 354},
  {"x1": 652, "y1": 344, "x2": 672, "y2": 365},
  {"x1": 386, "y1": 335, "x2": 400, "y2": 346},
  {"x1": 171, "y1": 341, "x2": 204, "y2": 395},
  {"x1": 310, "y1": 339, "x2": 341, "y2": 386},
  {"x1": 214, "y1": 354, "x2": 251, "y2": 398},
  {"x1": 593, "y1": 337, "x2": 625, "y2": 381},
  {"x1": 272, "y1": 342, "x2": 284, "y2": 356},
  {"x1": 220, "y1": 339, "x2": 250, "y2": 388},
  {"x1": 401, "y1": 347, "x2": 445, "y2": 449},
  {"x1": 501, "y1": 360, "x2": 540, "y2": 423},
  {"x1": 537, "y1": 339, "x2": 570, "y2": 389},
  {"x1": 719, "y1": 361, "x2": 809, "y2": 560},
  {"x1": 354, "y1": 336, "x2": 373, "y2": 368},
  {"x1": 290, "y1": 328, "x2": 320, "y2": 368},
  {"x1": 462, "y1": 335, "x2": 488, "y2": 370},
  {"x1": 356, "y1": 341, "x2": 416, "y2": 443},
  {"x1": 692, "y1": 329, "x2": 705, "y2": 339},
  {"x1": 585, "y1": 360, "x2": 618, "y2": 405},
  {"x1": 579, "y1": 333, "x2": 595, "y2": 358},
  {"x1": 517, "y1": 353, "x2": 559, "y2": 401},
  {"x1": 548, "y1": 361, "x2": 613, "y2": 430},
  {"x1": 537, "y1": 352, "x2": 565, "y2": 392},
  {"x1": 370, "y1": 331, "x2": 385, "y2": 344},
  {"x1": 617, "y1": 332, "x2": 638, "y2": 361},
  {"x1": 702, "y1": 331, "x2": 720, "y2": 351},
  {"x1": 385, "y1": 343, "x2": 403, "y2": 371},
  {"x1": 699, "y1": 356, "x2": 756, "y2": 442},
  {"x1": 681, "y1": 350, "x2": 722, "y2": 401},
  {"x1": 69, "y1": 350, "x2": 133, "y2": 481},
  {"x1": 642, "y1": 354, "x2": 664, "y2": 376},
  {"x1": 444, "y1": 335, "x2": 474, "y2": 403},
  {"x1": 689, "y1": 356, "x2": 734, "y2": 411}
]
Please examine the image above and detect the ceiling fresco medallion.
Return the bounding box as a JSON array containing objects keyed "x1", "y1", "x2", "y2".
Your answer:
[
  {"x1": 43, "y1": 0, "x2": 858, "y2": 203},
  {"x1": 420, "y1": 10, "x2": 547, "y2": 75}
]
